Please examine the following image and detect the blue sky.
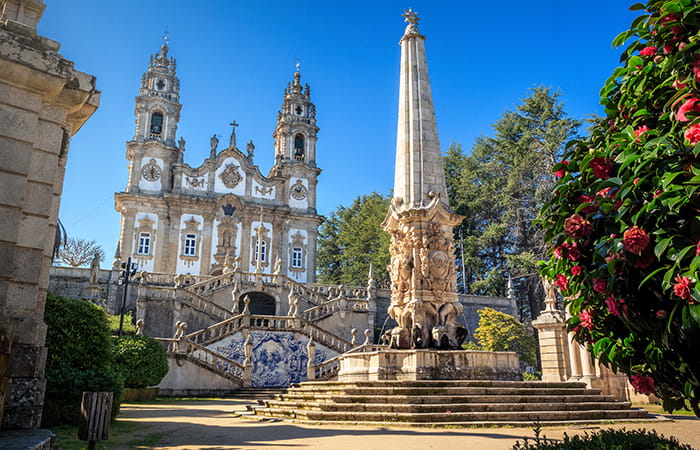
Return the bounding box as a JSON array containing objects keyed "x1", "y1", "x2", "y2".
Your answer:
[{"x1": 38, "y1": 1, "x2": 638, "y2": 261}]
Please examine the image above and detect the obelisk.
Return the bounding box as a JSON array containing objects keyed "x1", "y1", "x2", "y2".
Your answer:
[{"x1": 382, "y1": 9, "x2": 465, "y2": 349}]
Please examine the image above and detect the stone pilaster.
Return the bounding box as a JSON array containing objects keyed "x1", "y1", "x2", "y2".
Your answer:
[
  {"x1": 0, "y1": 0, "x2": 99, "y2": 429},
  {"x1": 532, "y1": 308, "x2": 569, "y2": 382}
]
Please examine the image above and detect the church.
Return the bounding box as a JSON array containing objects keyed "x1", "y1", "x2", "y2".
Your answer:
[{"x1": 115, "y1": 39, "x2": 322, "y2": 283}]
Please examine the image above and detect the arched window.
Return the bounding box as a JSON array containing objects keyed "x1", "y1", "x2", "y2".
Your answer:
[
  {"x1": 150, "y1": 112, "x2": 163, "y2": 137},
  {"x1": 293, "y1": 134, "x2": 304, "y2": 160}
]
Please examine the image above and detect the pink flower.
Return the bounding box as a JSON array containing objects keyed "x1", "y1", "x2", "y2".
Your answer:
[
  {"x1": 656, "y1": 310, "x2": 668, "y2": 320},
  {"x1": 579, "y1": 309, "x2": 594, "y2": 330},
  {"x1": 696, "y1": 241, "x2": 700, "y2": 257},
  {"x1": 685, "y1": 123, "x2": 700, "y2": 145},
  {"x1": 676, "y1": 97, "x2": 700, "y2": 122},
  {"x1": 596, "y1": 187, "x2": 616, "y2": 199},
  {"x1": 663, "y1": 44, "x2": 674, "y2": 54},
  {"x1": 554, "y1": 160, "x2": 569, "y2": 178},
  {"x1": 630, "y1": 374, "x2": 655, "y2": 395},
  {"x1": 672, "y1": 79, "x2": 687, "y2": 90},
  {"x1": 578, "y1": 194, "x2": 596, "y2": 216},
  {"x1": 653, "y1": 190, "x2": 663, "y2": 198},
  {"x1": 605, "y1": 295, "x2": 621, "y2": 317},
  {"x1": 634, "y1": 125, "x2": 650, "y2": 141},
  {"x1": 633, "y1": 177, "x2": 641, "y2": 185},
  {"x1": 589, "y1": 157, "x2": 613, "y2": 180},
  {"x1": 639, "y1": 46, "x2": 656, "y2": 56},
  {"x1": 673, "y1": 275, "x2": 693, "y2": 301},
  {"x1": 554, "y1": 274, "x2": 569, "y2": 292},
  {"x1": 567, "y1": 242, "x2": 581, "y2": 261},
  {"x1": 623, "y1": 226, "x2": 650, "y2": 254},
  {"x1": 564, "y1": 214, "x2": 593, "y2": 239},
  {"x1": 571, "y1": 265, "x2": 582, "y2": 276},
  {"x1": 593, "y1": 279, "x2": 607, "y2": 294}
]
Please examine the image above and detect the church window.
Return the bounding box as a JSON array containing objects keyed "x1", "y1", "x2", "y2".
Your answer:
[
  {"x1": 254, "y1": 239, "x2": 267, "y2": 263},
  {"x1": 150, "y1": 112, "x2": 163, "y2": 136},
  {"x1": 294, "y1": 134, "x2": 304, "y2": 160},
  {"x1": 291, "y1": 247, "x2": 303, "y2": 268},
  {"x1": 137, "y1": 232, "x2": 151, "y2": 255},
  {"x1": 156, "y1": 79, "x2": 165, "y2": 90},
  {"x1": 184, "y1": 233, "x2": 197, "y2": 256}
]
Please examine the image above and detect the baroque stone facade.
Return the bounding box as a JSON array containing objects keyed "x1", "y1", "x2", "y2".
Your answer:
[
  {"x1": 0, "y1": 0, "x2": 99, "y2": 429},
  {"x1": 114, "y1": 40, "x2": 322, "y2": 283}
]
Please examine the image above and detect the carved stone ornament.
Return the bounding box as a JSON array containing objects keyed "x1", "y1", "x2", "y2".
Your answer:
[
  {"x1": 186, "y1": 176, "x2": 205, "y2": 188},
  {"x1": 290, "y1": 179, "x2": 307, "y2": 200},
  {"x1": 220, "y1": 163, "x2": 242, "y2": 188},
  {"x1": 256, "y1": 185, "x2": 273, "y2": 196}
]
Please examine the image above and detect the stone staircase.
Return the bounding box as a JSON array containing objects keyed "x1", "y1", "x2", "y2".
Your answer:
[
  {"x1": 229, "y1": 387, "x2": 288, "y2": 400},
  {"x1": 249, "y1": 380, "x2": 660, "y2": 426}
]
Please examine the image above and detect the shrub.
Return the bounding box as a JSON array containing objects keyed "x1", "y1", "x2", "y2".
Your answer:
[
  {"x1": 512, "y1": 428, "x2": 693, "y2": 449},
  {"x1": 539, "y1": 0, "x2": 700, "y2": 414},
  {"x1": 112, "y1": 335, "x2": 169, "y2": 388},
  {"x1": 43, "y1": 293, "x2": 123, "y2": 426},
  {"x1": 473, "y1": 307, "x2": 537, "y2": 366}
]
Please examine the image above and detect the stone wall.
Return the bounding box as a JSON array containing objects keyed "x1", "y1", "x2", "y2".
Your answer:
[{"x1": 0, "y1": 0, "x2": 99, "y2": 429}]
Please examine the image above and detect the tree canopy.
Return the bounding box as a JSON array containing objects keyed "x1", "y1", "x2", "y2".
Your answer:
[
  {"x1": 55, "y1": 236, "x2": 104, "y2": 267},
  {"x1": 317, "y1": 192, "x2": 391, "y2": 286},
  {"x1": 446, "y1": 87, "x2": 580, "y2": 320}
]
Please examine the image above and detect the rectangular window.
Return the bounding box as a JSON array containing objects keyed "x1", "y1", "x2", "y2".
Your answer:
[
  {"x1": 291, "y1": 247, "x2": 303, "y2": 268},
  {"x1": 254, "y1": 240, "x2": 267, "y2": 263},
  {"x1": 184, "y1": 233, "x2": 197, "y2": 256},
  {"x1": 137, "y1": 232, "x2": 151, "y2": 255}
]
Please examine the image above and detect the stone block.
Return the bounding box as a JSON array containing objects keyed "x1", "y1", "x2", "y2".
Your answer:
[
  {"x1": 5, "y1": 282, "x2": 39, "y2": 313},
  {"x1": 26, "y1": 148, "x2": 58, "y2": 186},
  {"x1": 0, "y1": 137, "x2": 32, "y2": 176},
  {"x1": 0, "y1": 171, "x2": 27, "y2": 208},
  {"x1": 0, "y1": 104, "x2": 38, "y2": 143},
  {"x1": 15, "y1": 214, "x2": 48, "y2": 251},
  {"x1": 0, "y1": 243, "x2": 17, "y2": 280},
  {"x1": 20, "y1": 181, "x2": 52, "y2": 217},
  {"x1": 0, "y1": 82, "x2": 42, "y2": 112},
  {"x1": 32, "y1": 120, "x2": 63, "y2": 155},
  {"x1": 10, "y1": 247, "x2": 43, "y2": 284},
  {"x1": 0, "y1": 206, "x2": 21, "y2": 243},
  {"x1": 7, "y1": 343, "x2": 46, "y2": 378}
]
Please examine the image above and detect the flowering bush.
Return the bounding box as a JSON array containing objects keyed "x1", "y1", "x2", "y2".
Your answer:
[{"x1": 539, "y1": 0, "x2": 700, "y2": 415}]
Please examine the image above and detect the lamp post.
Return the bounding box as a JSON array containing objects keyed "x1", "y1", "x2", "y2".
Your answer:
[{"x1": 118, "y1": 257, "x2": 138, "y2": 337}]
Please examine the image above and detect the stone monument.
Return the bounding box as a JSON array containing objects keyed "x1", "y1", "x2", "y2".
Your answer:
[{"x1": 381, "y1": 8, "x2": 466, "y2": 350}]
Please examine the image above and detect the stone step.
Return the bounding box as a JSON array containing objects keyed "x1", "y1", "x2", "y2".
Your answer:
[
  {"x1": 260, "y1": 400, "x2": 634, "y2": 413},
  {"x1": 285, "y1": 386, "x2": 600, "y2": 397},
  {"x1": 229, "y1": 388, "x2": 288, "y2": 400},
  {"x1": 297, "y1": 380, "x2": 590, "y2": 389},
  {"x1": 253, "y1": 406, "x2": 650, "y2": 423}
]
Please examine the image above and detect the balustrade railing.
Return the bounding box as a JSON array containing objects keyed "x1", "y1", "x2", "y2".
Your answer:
[{"x1": 157, "y1": 338, "x2": 244, "y2": 380}]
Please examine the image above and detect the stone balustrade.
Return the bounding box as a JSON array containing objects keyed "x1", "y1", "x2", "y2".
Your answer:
[{"x1": 158, "y1": 338, "x2": 244, "y2": 380}]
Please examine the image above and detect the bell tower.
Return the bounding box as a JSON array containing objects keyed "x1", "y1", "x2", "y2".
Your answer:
[
  {"x1": 272, "y1": 69, "x2": 318, "y2": 167},
  {"x1": 126, "y1": 35, "x2": 182, "y2": 194}
]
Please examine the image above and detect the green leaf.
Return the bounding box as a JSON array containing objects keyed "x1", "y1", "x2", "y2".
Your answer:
[
  {"x1": 629, "y1": 2, "x2": 646, "y2": 10},
  {"x1": 663, "y1": 1, "x2": 682, "y2": 13},
  {"x1": 689, "y1": 303, "x2": 700, "y2": 326},
  {"x1": 654, "y1": 237, "x2": 673, "y2": 259}
]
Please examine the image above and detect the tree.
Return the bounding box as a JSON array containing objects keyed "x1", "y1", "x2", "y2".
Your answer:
[
  {"x1": 446, "y1": 87, "x2": 580, "y2": 320},
  {"x1": 539, "y1": 0, "x2": 700, "y2": 414},
  {"x1": 473, "y1": 307, "x2": 537, "y2": 367},
  {"x1": 317, "y1": 192, "x2": 391, "y2": 286},
  {"x1": 55, "y1": 236, "x2": 104, "y2": 267}
]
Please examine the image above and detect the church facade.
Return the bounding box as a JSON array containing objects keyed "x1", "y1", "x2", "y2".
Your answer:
[{"x1": 114, "y1": 41, "x2": 322, "y2": 283}]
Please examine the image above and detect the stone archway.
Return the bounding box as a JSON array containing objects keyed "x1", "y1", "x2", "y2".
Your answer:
[{"x1": 238, "y1": 291, "x2": 276, "y2": 315}]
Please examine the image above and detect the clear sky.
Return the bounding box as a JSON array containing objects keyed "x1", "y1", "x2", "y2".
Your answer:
[{"x1": 38, "y1": 1, "x2": 638, "y2": 262}]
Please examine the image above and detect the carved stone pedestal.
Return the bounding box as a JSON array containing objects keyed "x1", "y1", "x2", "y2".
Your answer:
[{"x1": 337, "y1": 349, "x2": 520, "y2": 382}]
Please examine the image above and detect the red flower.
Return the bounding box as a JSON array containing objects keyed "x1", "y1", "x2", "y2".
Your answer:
[
  {"x1": 593, "y1": 278, "x2": 607, "y2": 294},
  {"x1": 639, "y1": 46, "x2": 656, "y2": 56},
  {"x1": 685, "y1": 123, "x2": 700, "y2": 145},
  {"x1": 696, "y1": 241, "x2": 700, "y2": 257},
  {"x1": 633, "y1": 177, "x2": 641, "y2": 185},
  {"x1": 596, "y1": 187, "x2": 617, "y2": 199},
  {"x1": 630, "y1": 374, "x2": 655, "y2": 395},
  {"x1": 622, "y1": 226, "x2": 650, "y2": 254},
  {"x1": 589, "y1": 157, "x2": 613, "y2": 179},
  {"x1": 663, "y1": 44, "x2": 674, "y2": 54},
  {"x1": 571, "y1": 265, "x2": 582, "y2": 276},
  {"x1": 656, "y1": 310, "x2": 668, "y2": 320},
  {"x1": 554, "y1": 274, "x2": 569, "y2": 292},
  {"x1": 672, "y1": 79, "x2": 687, "y2": 90},
  {"x1": 564, "y1": 214, "x2": 593, "y2": 239},
  {"x1": 676, "y1": 97, "x2": 700, "y2": 122},
  {"x1": 554, "y1": 160, "x2": 569, "y2": 178},
  {"x1": 605, "y1": 295, "x2": 621, "y2": 317},
  {"x1": 673, "y1": 275, "x2": 693, "y2": 301},
  {"x1": 579, "y1": 309, "x2": 594, "y2": 330},
  {"x1": 567, "y1": 242, "x2": 581, "y2": 261},
  {"x1": 577, "y1": 194, "x2": 596, "y2": 216}
]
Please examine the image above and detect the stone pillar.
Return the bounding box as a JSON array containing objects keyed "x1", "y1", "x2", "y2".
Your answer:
[
  {"x1": 306, "y1": 338, "x2": 316, "y2": 381},
  {"x1": 567, "y1": 331, "x2": 583, "y2": 379},
  {"x1": 242, "y1": 332, "x2": 253, "y2": 388},
  {"x1": 532, "y1": 279, "x2": 570, "y2": 382},
  {"x1": 0, "y1": 0, "x2": 100, "y2": 429}
]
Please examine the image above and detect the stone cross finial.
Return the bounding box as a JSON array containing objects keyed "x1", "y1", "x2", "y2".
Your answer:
[{"x1": 228, "y1": 120, "x2": 238, "y2": 149}]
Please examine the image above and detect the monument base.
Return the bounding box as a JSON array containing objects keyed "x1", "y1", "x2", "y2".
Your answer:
[{"x1": 337, "y1": 349, "x2": 521, "y2": 382}]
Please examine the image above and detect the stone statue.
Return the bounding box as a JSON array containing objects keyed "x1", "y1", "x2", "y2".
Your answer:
[
  {"x1": 210, "y1": 134, "x2": 218, "y2": 158},
  {"x1": 246, "y1": 140, "x2": 255, "y2": 158},
  {"x1": 273, "y1": 257, "x2": 282, "y2": 275},
  {"x1": 288, "y1": 287, "x2": 299, "y2": 317},
  {"x1": 88, "y1": 252, "x2": 100, "y2": 285},
  {"x1": 135, "y1": 319, "x2": 144, "y2": 336}
]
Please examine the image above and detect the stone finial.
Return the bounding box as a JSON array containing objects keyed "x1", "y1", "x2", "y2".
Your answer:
[
  {"x1": 363, "y1": 329, "x2": 372, "y2": 346},
  {"x1": 242, "y1": 295, "x2": 251, "y2": 315},
  {"x1": 402, "y1": 8, "x2": 419, "y2": 25},
  {"x1": 351, "y1": 329, "x2": 358, "y2": 346}
]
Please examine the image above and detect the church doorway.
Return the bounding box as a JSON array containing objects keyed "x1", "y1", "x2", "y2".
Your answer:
[{"x1": 238, "y1": 291, "x2": 276, "y2": 315}]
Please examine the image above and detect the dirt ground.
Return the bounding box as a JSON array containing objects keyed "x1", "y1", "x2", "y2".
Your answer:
[{"x1": 114, "y1": 399, "x2": 700, "y2": 449}]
